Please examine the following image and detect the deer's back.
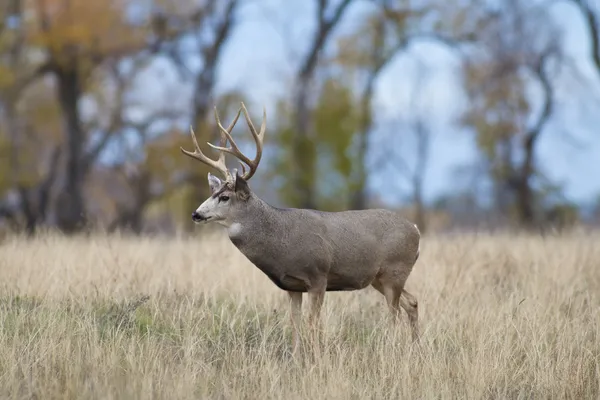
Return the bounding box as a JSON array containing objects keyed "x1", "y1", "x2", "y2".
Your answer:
[
  {"x1": 281, "y1": 208, "x2": 419, "y2": 287},
  {"x1": 318, "y1": 208, "x2": 420, "y2": 267}
]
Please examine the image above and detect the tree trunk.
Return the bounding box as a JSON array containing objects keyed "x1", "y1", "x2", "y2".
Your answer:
[
  {"x1": 514, "y1": 52, "x2": 552, "y2": 230},
  {"x1": 350, "y1": 75, "x2": 376, "y2": 210},
  {"x1": 54, "y1": 66, "x2": 86, "y2": 233},
  {"x1": 516, "y1": 135, "x2": 536, "y2": 228},
  {"x1": 291, "y1": 74, "x2": 317, "y2": 209},
  {"x1": 18, "y1": 188, "x2": 37, "y2": 236},
  {"x1": 290, "y1": 0, "x2": 354, "y2": 210},
  {"x1": 183, "y1": 1, "x2": 237, "y2": 231},
  {"x1": 15, "y1": 146, "x2": 61, "y2": 235},
  {"x1": 6, "y1": 102, "x2": 21, "y2": 189}
]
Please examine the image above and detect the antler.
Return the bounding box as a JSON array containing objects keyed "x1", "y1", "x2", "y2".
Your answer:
[
  {"x1": 179, "y1": 108, "x2": 242, "y2": 181},
  {"x1": 180, "y1": 102, "x2": 266, "y2": 182},
  {"x1": 207, "y1": 102, "x2": 266, "y2": 181}
]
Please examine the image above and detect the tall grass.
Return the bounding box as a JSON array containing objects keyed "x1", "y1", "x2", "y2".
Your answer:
[{"x1": 0, "y1": 230, "x2": 598, "y2": 399}]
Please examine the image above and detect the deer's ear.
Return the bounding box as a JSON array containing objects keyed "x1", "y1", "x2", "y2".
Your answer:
[
  {"x1": 234, "y1": 172, "x2": 250, "y2": 200},
  {"x1": 207, "y1": 173, "x2": 222, "y2": 194}
]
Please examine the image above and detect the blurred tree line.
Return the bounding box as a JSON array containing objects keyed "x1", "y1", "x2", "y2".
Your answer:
[{"x1": 0, "y1": 0, "x2": 598, "y2": 236}]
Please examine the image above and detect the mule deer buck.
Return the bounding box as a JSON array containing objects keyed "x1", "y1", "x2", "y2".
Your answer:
[{"x1": 181, "y1": 103, "x2": 421, "y2": 351}]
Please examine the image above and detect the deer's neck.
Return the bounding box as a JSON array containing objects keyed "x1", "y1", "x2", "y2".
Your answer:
[
  {"x1": 223, "y1": 194, "x2": 303, "y2": 292},
  {"x1": 224, "y1": 194, "x2": 275, "y2": 240}
]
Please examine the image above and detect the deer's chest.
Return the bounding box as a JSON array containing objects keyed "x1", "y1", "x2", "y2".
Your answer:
[{"x1": 227, "y1": 225, "x2": 323, "y2": 292}]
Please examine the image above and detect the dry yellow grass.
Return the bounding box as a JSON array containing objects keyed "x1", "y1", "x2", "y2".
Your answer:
[{"x1": 0, "y1": 229, "x2": 599, "y2": 399}]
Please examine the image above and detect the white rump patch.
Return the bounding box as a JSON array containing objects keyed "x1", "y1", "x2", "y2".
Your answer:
[{"x1": 413, "y1": 223, "x2": 421, "y2": 236}]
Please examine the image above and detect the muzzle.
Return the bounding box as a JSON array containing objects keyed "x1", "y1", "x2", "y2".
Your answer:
[{"x1": 191, "y1": 211, "x2": 206, "y2": 222}]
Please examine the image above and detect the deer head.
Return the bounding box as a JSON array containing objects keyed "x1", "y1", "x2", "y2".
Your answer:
[{"x1": 180, "y1": 103, "x2": 266, "y2": 226}]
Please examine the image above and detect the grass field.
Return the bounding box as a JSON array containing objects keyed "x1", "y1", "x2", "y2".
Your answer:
[{"x1": 0, "y1": 230, "x2": 599, "y2": 399}]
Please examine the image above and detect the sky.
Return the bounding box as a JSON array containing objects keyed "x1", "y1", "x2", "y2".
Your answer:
[{"x1": 137, "y1": 0, "x2": 600, "y2": 207}]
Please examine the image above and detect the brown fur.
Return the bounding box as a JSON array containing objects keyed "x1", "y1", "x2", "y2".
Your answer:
[
  {"x1": 195, "y1": 174, "x2": 421, "y2": 350},
  {"x1": 183, "y1": 103, "x2": 421, "y2": 353}
]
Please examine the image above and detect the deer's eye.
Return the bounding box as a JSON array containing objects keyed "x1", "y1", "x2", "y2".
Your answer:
[{"x1": 219, "y1": 195, "x2": 230, "y2": 202}]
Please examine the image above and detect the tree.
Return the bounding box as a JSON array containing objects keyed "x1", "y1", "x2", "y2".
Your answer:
[
  {"x1": 282, "y1": 0, "x2": 476, "y2": 210},
  {"x1": 460, "y1": 0, "x2": 564, "y2": 228},
  {"x1": 23, "y1": 0, "x2": 153, "y2": 232},
  {"x1": 311, "y1": 76, "x2": 361, "y2": 210},
  {"x1": 0, "y1": 0, "x2": 242, "y2": 233},
  {"x1": 150, "y1": 0, "x2": 240, "y2": 229},
  {"x1": 270, "y1": 76, "x2": 359, "y2": 211},
  {"x1": 335, "y1": 1, "x2": 436, "y2": 210},
  {"x1": 107, "y1": 128, "x2": 186, "y2": 234},
  {"x1": 289, "y1": 0, "x2": 356, "y2": 209},
  {"x1": 404, "y1": 85, "x2": 432, "y2": 233},
  {"x1": 0, "y1": 1, "x2": 66, "y2": 234},
  {"x1": 374, "y1": 58, "x2": 433, "y2": 231}
]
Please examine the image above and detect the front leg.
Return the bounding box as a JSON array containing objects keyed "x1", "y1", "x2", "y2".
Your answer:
[
  {"x1": 308, "y1": 289, "x2": 325, "y2": 331},
  {"x1": 287, "y1": 291, "x2": 302, "y2": 355},
  {"x1": 307, "y1": 288, "x2": 325, "y2": 357}
]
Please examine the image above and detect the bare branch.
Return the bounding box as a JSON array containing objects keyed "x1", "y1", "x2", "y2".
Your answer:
[
  {"x1": 191, "y1": 0, "x2": 239, "y2": 127},
  {"x1": 570, "y1": 0, "x2": 600, "y2": 76},
  {"x1": 36, "y1": 145, "x2": 62, "y2": 219},
  {"x1": 526, "y1": 52, "x2": 554, "y2": 142},
  {"x1": 82, "y1": 55, "x2": 173, "y2": 169},
  {"x1": 300, "y1": 0, "x2": 354, "y2": 79}
]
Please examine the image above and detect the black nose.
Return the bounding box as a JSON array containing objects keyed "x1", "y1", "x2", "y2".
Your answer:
[{"x1": 192, "y1": 211, "x2": 204, "y2": 222}]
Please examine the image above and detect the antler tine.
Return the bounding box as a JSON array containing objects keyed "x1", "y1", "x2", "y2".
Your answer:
[
  {"x1": 212, "y1": 106, "x2": 243, "y2": 156},
  {"x1": 237, "y1": 102, "x2": 266, "y2": 181},
  {"x1": 241, "y1": 102, "x2": 267, "y2": 141},
  {"x1": 213, "y1": 108, "x2": 250, "y2": 178},
  {"x1": 209, "y1": 107, "x2": 252, "y2": 163},
  {"x1": 203, "y1": 102, "x2": 267, "y2": 181},
  {"x1": 180, "y1": 127, "x2": 230, "y2": 179},
  {"x1": 180, "y1": 107, "x2": 243, "y2": 180},
  {"x1": 207, "y1": 105, "x2": 254, "y2": 175}
]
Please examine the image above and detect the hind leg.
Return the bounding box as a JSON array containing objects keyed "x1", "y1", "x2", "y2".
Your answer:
[
  {"x1": 371, "y1": 279, "x2": 401, "y2": 321},
  {"x1": 372, "y1": 279, "x2": 419, "y2": 341},
  {"x1": 399, "y1": 289, "x2": 419, "y2": 342}
]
